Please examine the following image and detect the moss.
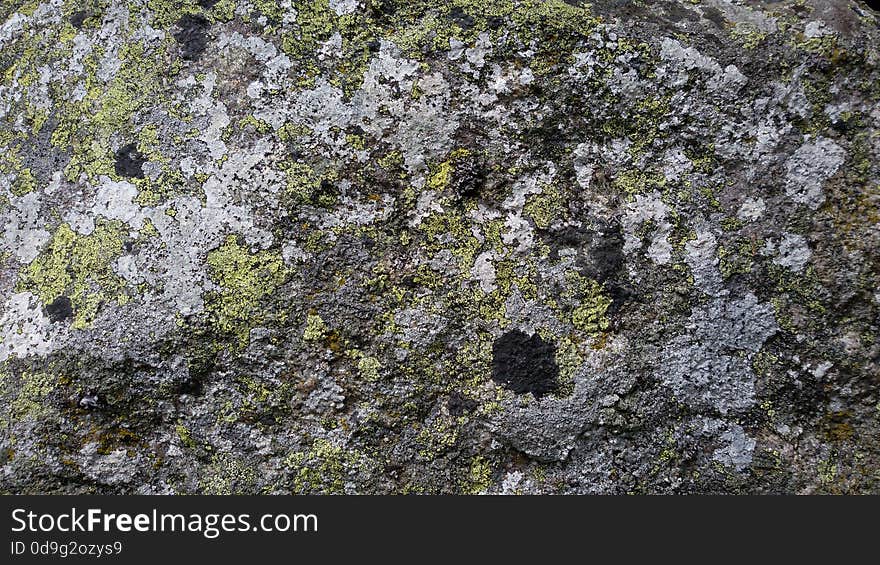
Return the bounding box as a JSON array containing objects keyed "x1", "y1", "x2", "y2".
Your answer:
[
  {"x1": 205, "y1": 235, "x2": 288, "y2": 345},
  {"x1": 18, "y1": 221, "x2": 127, "y2": 329}
]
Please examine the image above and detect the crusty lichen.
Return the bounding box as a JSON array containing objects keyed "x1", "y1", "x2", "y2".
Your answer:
[
  {"x1": 17, "y1": 221, "x2": 127, "y2": 329},
  {"x1": 205, "y1": 235, "x2": 288, "y2": 345},
  {"x1": 1, "y1": 0, "x2": 878, "y2": 495}
]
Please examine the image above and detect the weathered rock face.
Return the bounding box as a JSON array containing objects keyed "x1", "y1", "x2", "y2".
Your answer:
[{"x1": 1, "y1": 0, "x2": 878, "y2": 494}]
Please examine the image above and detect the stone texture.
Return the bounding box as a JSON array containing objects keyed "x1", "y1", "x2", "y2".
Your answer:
[{"x1": 0, "y1": 0, "x2": 879, "y2": 494}]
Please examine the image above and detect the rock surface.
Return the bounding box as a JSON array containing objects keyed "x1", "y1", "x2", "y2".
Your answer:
[{"x1": 1, "y1": 0, "x2": 879, "y2": 494}]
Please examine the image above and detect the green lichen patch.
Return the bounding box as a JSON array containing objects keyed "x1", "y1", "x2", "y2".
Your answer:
[
  {"x1": 564, "y1": 272, "x2": 612, "y2": 338},
  {"x1": 200, "y1": 452, "x2": 258, "y2": 495},
  {"x1": 11, "y1": 370, "x2": 59, "y2": 420},
  {"x1": 284, "y1": 438, "x2": 372, "y2": 494},
  {"x1": 205, "y1": 235, "x2": 288, "y2": 345},
  {"x1": 17, "y1": 221, "x2": 128, "y2": 329}
]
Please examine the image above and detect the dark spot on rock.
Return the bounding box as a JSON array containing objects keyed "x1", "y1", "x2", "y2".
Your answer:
[
  {"x1": 114, "y1": 143, "x2": 145, "y2": 179},
  {"x1": 178, "y1": 375, "x2": 203, "y2": 396},
  {"x1": 863, "y1": 0, "x2": 880, "y2": 12},
  {"x1": 372, "y1": 0, "x2": 397, "y2": 20},
  {"x1": 491, "y1": 330, "x2": 559, "y2": 398},
  {"x1": 198, "y1": 0, "x2": 219, "y2": 8},
  {"x1": 367, "y1": 39, "x2": 381, "y2": 53},
  {"x1": 580, "y1": 224, "x2": 625, "y2": 284},
  {"x1": 448, "y1": 7, "x2": 475, "y2": 29},
  {"x1": 487, "y1": 16, "x2": 504, "y2": 30},
  {"x1": 311, "y1": 178, "x2": 338, "y2": 206},
  {"x1": 447, "y1": 391, "x2": 478, "y2": 416},
  {"x1": 45, "y1": 296, "x2": 73, "y2": 323},
  {"x1": 450, "y1": 154, "x2": 488, "y2": 199},
  {"x1": 70, "y1": 10, "x2": 89, "y2": 28},
  {"x1": 604, "y1": 282, "x2": 635, "y2": 320},
  {"x1": 701, "y1": 6, "x2": 726, "y2": 28},
  {"x1": 173, "y1": 14, "x2": 210, "y2": 61}
]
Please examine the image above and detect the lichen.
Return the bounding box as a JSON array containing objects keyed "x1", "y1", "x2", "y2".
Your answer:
[
  {"x1": 205, "y1": 235, "x2": 288, "y2": 345},
  {"x1": 17, "y1": 221, "x2": 127, "y2": 329}
]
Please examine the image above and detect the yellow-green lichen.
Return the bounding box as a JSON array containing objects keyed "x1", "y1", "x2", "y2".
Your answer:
[
  {"x1": 18, "y1": 221, "x2": 127, "y2": 329},
  {"x1": 417, "y1": 415, "x2": 461, "y2": 460},
  {"x1": 464, "y1": 455, "x2": 492, "y2": 494},
  {"x1": 200, "y1": 452, "x2": 258, "y2": 495},
  {"x1": 357, "y1": 355, "x2": 382, "y2": 382},
  {"x1": 205, "y1": 235, "x2": 288, "y2": 345},
  {"x1": 285, "y1": 438, "x2": 370, "y2": 494},
  {"x1": 281, "y1": 0, "x2": 337, "y2": 59},
  {"x1": 175, "y1": 423, "x2": 197, "y2": 449},
  {"x1": 563, "y1": 272, "x2": 611, "y2": 337},
  {"x1": 523, "y1": 183, "x2": 563, "y2": 229},
  {"x1": 302, "y1": 312, "x2": 327, "y2": 341},
  {"x1": 12, "y1": 370, "x2": 58, "y2": 419}
]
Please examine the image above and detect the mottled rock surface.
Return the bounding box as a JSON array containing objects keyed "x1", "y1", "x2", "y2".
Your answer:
[{"x1": 1, "y1": 0, "x2": 879, "y2": 494}]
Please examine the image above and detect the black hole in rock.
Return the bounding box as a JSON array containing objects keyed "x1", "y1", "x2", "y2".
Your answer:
[
  {"x1": 584, "y1": 225, "x2": 625, "y2": 284},
  {"x1": 864, "y1": 0, "x2": 880, "y2": 13},
  {"x1": 198, "y1": 0, "x2": 219, "y2": 8},
  {"x1": 491, "y1": 330, "x2": 559, "y2": 398},
  {"x1": 114, "y1": 143, "x2": 145, "y2": 179},
  {"x1": 45, "y1": 296, "x2": 73, "y2": 323},
  {"x1": 174, "y1": 14, "x2": 210, "y2": 61},
  {"x1": 178, "y1": 376, "x2": 203, "y2": 396},
  {"x1": 70, "y1": 10, "x2": 88, "y2": 28}
]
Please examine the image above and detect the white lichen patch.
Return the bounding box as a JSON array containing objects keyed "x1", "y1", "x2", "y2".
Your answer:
[
  {"x1": 737, "y1": 197, "x2": 765, "y2": 222},
  {"x1": 784, "y1": 137, "x2": 846, "y2": 209},
  {"x1": 2, "y1": 192, "x2": 50, "y2": 263},
  {"x1": 659, "y1": 293, "x2": 778, "y2": 414},
  {"x1": 764, "y1": 233, "x2": 812, "y2": 273},
  {"x1": 0, "y1": 292, "x2": 64, "y2": 362}
]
